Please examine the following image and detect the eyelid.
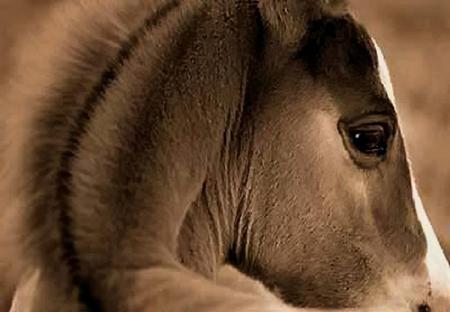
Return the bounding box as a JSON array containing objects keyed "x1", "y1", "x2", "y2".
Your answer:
[
  {"x1": 349, "y1": 123, "x2": 392, "y2": 140},
  {"x1": 350, "y1": 123, "x2": 386, "y2": 132},
  {"x1": 338, "y1": 113, "x2": 397, "y2": 169},
  {"x1": 341, "y1": 113, "x2": 396, "y2": 138}
]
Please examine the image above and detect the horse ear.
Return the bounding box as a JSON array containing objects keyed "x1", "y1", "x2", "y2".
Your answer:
[{"x1": 258, "y1": 0, "x2": 349, "y2": 48}]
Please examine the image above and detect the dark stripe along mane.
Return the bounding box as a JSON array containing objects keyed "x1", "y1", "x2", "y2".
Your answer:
[
  {"x1": 28, "y1": 1, "x2": 260, "y2": 310},
  {"x1": 29, "y1": 1, "x2": 184, "y2": 309}
]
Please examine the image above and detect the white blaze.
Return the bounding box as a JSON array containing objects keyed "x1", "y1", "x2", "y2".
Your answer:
[
  {"x1": 372, "y1": 38, "x2": 450, "y2": 295},
  {"x1": 412, "y1": 183, "x2": 450, "y2": 293},
  {"x1": 10, "y1": 270, "x2": 39, "y2": 312}
]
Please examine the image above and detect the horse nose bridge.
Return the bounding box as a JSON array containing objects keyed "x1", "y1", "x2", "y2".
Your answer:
[
  {"x1": 429, "y1": 273, "x2": 450, "y2": 306},
  {"x1": 369, "y1": 273, "x2": 449, "y2": 312},
  {"x1": 423, "y1": 235, "x2": 450, "y2": 298},
  {"x1": 411, "y1": 186, "x2": 450, "y2": 295},
  {"x1": 428, "y1": 278, "x2": 450, "y2": 312},
  {"x1": 428, "y1": 293, "x2": 450, "y2": 312},
  {"x1": 415, "y1": 272, "x2": 450, "y2": 312},
  {"x1": 415, "y1": 292, "x2": 450, "y2": 312}
]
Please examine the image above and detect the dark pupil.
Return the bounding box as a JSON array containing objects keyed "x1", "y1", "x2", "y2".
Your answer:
[{"x1": 350, "y1": 127, "x2": 387, "y2": 156}]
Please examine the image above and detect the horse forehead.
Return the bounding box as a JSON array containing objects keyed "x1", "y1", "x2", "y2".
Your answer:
[
  {"x1": 295, "y1": 16, "x2": 398, "y2": 118},
  {"x1": 297, "y1": 16, "x2": 379, "y2": 79}
]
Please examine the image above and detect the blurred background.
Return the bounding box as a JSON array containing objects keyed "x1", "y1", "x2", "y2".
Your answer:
[{"x1": 0, "y1": 0, "x2": 449, "y2": 259}]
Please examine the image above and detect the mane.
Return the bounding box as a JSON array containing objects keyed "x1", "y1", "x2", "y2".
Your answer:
[{"x1": 0, "y1": 0, "x2": 180, "y2": 307}]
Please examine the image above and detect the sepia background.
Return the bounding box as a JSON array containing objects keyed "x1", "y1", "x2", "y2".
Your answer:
[{"x1": 0, "y1": 0, "x2": 449, "y2": 259}]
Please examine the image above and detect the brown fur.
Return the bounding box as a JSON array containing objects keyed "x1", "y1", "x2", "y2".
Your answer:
[{"x1": 0, "y1": 1, "x2": 448, "y2": 311}]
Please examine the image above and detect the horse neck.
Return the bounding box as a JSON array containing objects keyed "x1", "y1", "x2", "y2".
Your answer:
[{"x1": 177, "y1": 123, "x2": 256, "y2": 278}]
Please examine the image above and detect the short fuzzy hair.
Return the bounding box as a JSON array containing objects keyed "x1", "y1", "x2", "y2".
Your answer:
[{"x1": 258, "y1": 0, "x2": 349, "y2": 48}]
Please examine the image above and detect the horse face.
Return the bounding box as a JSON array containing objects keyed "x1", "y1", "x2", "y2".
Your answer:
[{"x1": 237, "y1": 15, "x2": 449, "y2": 310}]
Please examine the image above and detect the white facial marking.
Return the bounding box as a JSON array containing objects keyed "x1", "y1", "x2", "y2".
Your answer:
[
  {"x1": 10, "y1": 270, "x2": 40, "y2": 312},
  {"x1": 372, "y1": 39, "x2": 396, "y2": 105},
  {"x1": 412, "y1": 183, "x2": 450, "y2": 293},
  {"x1": 372, "y1": 38, "x2": 450, "y2": 296}
]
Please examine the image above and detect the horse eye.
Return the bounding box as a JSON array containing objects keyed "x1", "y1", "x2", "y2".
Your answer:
[
  {"x1": 349, "y1": 124, "x2": 389, "y2": 156},
  {"x1": 338, "y1": 115, "x2": 396, "y2": 168}
]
